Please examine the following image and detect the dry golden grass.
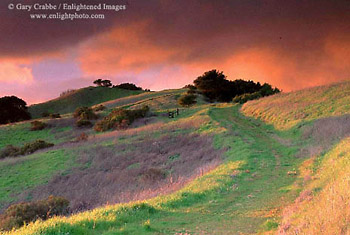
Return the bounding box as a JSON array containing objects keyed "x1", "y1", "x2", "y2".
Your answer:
[
  {"x1": 279, "y1": 138, "x2": 350, "y2": 234},
  {"x1": 242, "y1": 81, "x2": 350, "y2": 130}
]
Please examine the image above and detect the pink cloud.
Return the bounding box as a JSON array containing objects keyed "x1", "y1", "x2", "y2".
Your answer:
[{"x1": 0, "y1": 61, "x2": 34, "y2": 84}]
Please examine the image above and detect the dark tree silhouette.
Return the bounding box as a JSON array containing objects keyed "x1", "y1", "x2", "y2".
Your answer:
[
  {"x1": 93, "y1": 79, "x2": 103, "y2": 86},
  {"x1": 193, "y1": 69, "x2": 279, "y2": 102},
  {"x1": 193, "y1": 70, "x2": 233, "y2": 102},
  {"x1": 0, "y1": 96, "x2": 31, "y2": 124},
  {"x1": 93, "y1": 79, "x2": 112, "y2": 87},
  {"x1": 101, "y1": 80, "x2": 112, "y2": 87},
  {"x1": 113, "y1": 83, "x2": 142, "y2": 90}
]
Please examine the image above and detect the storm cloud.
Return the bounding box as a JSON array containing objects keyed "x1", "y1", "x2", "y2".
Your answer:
[{"x1": 0, "y1": 0, "x2": 349, "y2": 102}]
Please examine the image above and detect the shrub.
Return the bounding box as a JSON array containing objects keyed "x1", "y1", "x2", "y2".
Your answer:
[
  {"x1": 94, "y1": 106, "x2": 149, "y2": 132},
  {"x1": 183, "y1": 84, "x2": 197, "y2": 90},
  {"x1": 59, "y1": 89, "x2": 76, "y2": 97},
  {"x1": 76, "y1": 119, "x2": 92, "y2": 128},
  {"x1": 0, "y1": 196, "x2": 69, "y2": 231},
  {"x1": 0, "y1": 140, "x2": 54, "y2": 159},
  {"x1": 187, "y1": 89, "x2": 196, "y2": 94},
  {"x1": 73, "y1": 107, "x2": 97, "y2": 120},
  {"x1": 141, "y1": 168, "x2": 166, "y2": 182},
  {"x1": 0, "y1": 145, "x2": 21, "y2": 159},
  {"x1": 50, "y1": 113, "x2": 61, "y2": 119},
  {"x1": 74, "y1": 107, "x2": 97, "y2": 128},
  {"x1": 178, "y1": 94, "x2": 197, "y2": 107},
  {"x1": 232, "y1": 84, "x2": 280, "y2": 104},
  {"x1": 232, "y1": 92, "x2": 262, "y2": 104},
  {"x1": 76, "y1": 132, "x2": 88, "y2": 142},
  {"x1": 41, "y1": 111, "x2": 50, "y2": 118},
  {"x1": 93, "y1": 104, "x2": 106, "y2": 112},
  {"x1": 20, "y1": 140, "x2": 54, "y2": 155},
  {"x1": 30, "y1": 121, "x2": 47, "y2": 131}
]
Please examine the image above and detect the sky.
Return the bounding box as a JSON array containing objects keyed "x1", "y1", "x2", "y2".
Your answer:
[{"x1": 0, "y1": 0, "x2": 349, "y2": 104}]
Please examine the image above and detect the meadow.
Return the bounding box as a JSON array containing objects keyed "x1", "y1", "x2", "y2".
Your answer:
[{"x1": 1, "y1": 82, "x2": 350, "y2": 234}]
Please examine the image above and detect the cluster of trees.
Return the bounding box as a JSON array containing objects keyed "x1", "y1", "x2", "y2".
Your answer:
[
  {"x1": 93, "y1": 79, "x2": 147, "y2": 91},
  {"x1": 0, "y1": 96, "x2": 31, "y2": 124},
  {"x1": 193, "y1": 69, "x2": 280, "y2": 102},
  {"x1": 113, "y1": 83, "x2": 142, "y2": 90},
  {"x1": 93, "y1": 79, "x2": 113, "y2": 87}
]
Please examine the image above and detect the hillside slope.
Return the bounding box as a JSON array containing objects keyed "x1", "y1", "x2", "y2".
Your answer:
[
  {"x1": 2, "y1": 82, "x2": 350, "y2": 234},
  {"x1": 241, "y1": 81, "x2": 350, "y2": 130},
  {"x1": 28, "y1": 87, "x2": 144, "y2": 118}
]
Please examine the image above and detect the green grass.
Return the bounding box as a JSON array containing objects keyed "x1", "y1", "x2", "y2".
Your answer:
[
  {"x1": 0, "y1": 149, "x2": 75, "y2": 210},
  {"x1": 3, "y1": 83, "x2": 350, "y2": 234},
  {"x1": 100, "y1": 89, "x2": 185, "y2": 110},
  {"x1": 7, "y1": 104, "x2": 305, "y2": 234},
  {"x1": 0, "y1": 123, "x2": 71, "y2": 149},
  {"x1": 29, "y1": 87, "x2": 144, "y2": 118}
]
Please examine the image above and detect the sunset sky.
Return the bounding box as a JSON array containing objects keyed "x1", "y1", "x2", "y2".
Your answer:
[{"x1": 0, "y1": 0, "x2": 349, "y2": 104}]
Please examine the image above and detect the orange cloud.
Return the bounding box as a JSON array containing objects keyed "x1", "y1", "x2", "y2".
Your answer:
[
  {"x1": 78, "y1": 21, "x2": 182, "y2": 76},
  {"x1": 0, "y1": 61, "x2": 34, "y2": 84}
]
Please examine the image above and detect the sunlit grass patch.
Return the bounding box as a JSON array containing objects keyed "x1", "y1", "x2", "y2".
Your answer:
[
  {"x1": 279, "y1": 138, "x2": 350, "y2": 234},
  {"x1": 242, "y1": 81, "x2": 350, "y2": 130},
  {"x1": 0, "y1": 149, "x2": 75, "y2": 210}
]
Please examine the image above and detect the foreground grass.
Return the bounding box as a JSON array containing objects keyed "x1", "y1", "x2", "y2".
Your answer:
[
  {"x1": 6, "y1": 104, "x2": 304, "y2": 234},
  {"x1": 278, "y1": 138, "x2": 350, "y2": 234}
]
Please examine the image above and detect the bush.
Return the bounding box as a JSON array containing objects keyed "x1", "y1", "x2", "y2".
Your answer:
[
  {"x1": 232, "y1": 84, "x2": 280, "y2": 104},
  {"x1": 74, "y1": 107, "x2": 97, "y2": 128},
  {"x1": 0, "y1": 145, "x2": 21, "y2": 159},
  {"x1": 41, "y1": 111, "x2": 50, "y2": 118},
  {"x1": 93, "y1": 105, "x2": 106, "y2": 112},
  {"x1": 73, "y1": 107, "x2": 97, "y2": 120},
  {"x1": 232, "y1": 92, "x2": 262, "y2": 104},
  {"x1": 59, "y1": 89, "x2": 76, "y2": 97},
  {"x1": 178, "y1": 94, "x2": 197, "y2": 107},
  {"x1": 187, "y1": 89, "x2": 196, "y2": 94},
  {"x1": 76, "y1": 119, "x2": 92, "y2": 128},
  {"x1": 141, "y1": 168, "x2": 166, "y2": 182},
  {"x1": 76, "y1": 132, "x2": 88, "y2": 142},
  {"x1": 94, "y1": 106, "x2": 149, "y2": 132},
  {"x1": 50, "y1": 113, "x2": 61, "y2": 119},
  {"x1": 20, "y1": 140, "x2": 54, "y2": 155},
  {"x1": 0, "y1": 140, "x2": 54, "y2": 159},
  {"x1": 30, "y1": 121, "x2": 47, "y2": 131},
  {"x1": 0, "y1": 196, "x2": 69, "y2": 231}
]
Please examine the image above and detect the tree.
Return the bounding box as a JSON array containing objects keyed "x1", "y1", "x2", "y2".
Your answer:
[
  {"x1": 193, "y1": 69, "x2": 279, "y2": 102},
  {"x1": 101, "y1": 79, "x2": 112, "y2": 87},
  {"x1": 193, "y1": 69, "x2": 232, "y2": 102},
  {"x1": 113, "y1": 83, "x2": 142, "y2": 90},
  {"x1": 93, "y1": 79, "x2": 103, "y2": 86},
  {"x1": 93, "y1": 79, "x2": 112, "y2": 87},
  {"x1": 0, "y1": 96, "x2": 31, "y2": 124}
]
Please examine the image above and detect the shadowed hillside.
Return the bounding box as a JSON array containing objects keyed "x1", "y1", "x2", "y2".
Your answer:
[{"x1": 29, "y1": 87, "x2": 144, "y2": 118}]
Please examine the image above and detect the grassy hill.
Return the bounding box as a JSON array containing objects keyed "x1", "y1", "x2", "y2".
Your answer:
[
  {"x1": 241, "y1": 81, "x2": 350, "y2": 130},
  {"x1": 28, "y1": 86, "x2": 144, "y2": 118},
  {"x1": 1, "y1": 82, "x2": 350, "y2": 234}
]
